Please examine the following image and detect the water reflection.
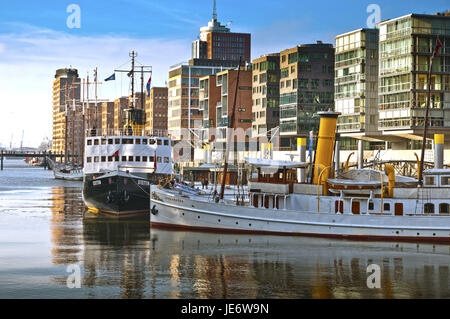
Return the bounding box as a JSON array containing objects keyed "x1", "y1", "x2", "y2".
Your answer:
[{"x1": 46, "y1": 185, "x2": 450, "y2": 299}]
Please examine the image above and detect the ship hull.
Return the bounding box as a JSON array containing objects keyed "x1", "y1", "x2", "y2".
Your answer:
[
  {"x1": 83, "y1": 172, "x2": 150, "y2": 218},
  {"x1": 150, "y1": 187, "x2": 450, "y2": 243}
]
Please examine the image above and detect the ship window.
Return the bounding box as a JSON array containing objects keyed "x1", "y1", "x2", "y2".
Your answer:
[
  {"x1": 164, "y1": 140, "x2": 169, "y2": 146},
  {"x1": 135, "y1": 139, "x2": 141, "y2": 144},
  {"x1": 368, "y1": 200, "x2": 374, "y2": 210},
  {"x1": 441, "y1": 176, "x2": 450, "y2": 186},
  {"x1": 101, "y1": 156, "x2": 106, "y2": 162},
  {"x1": 122, "y1": 156, "x2": 127, "y2": 162},
  {"x1": 108, "y1": 139, "x2": 113, "y2": 145},
  {"x1": 136, "y1": 156, "x2": 141, "y2": 162},
  {"x1": 149, "y1": 139, "x2": 156, "y2": 145},
  {"x1": 157, "y1": 139, "x2": 162, "y2": 145},
  {"x1": 87, "y1": 140, "x2": 92, "y2": 146},
  {"x1": 126, "y1": 139, "x2": 134, "y2": 144},
  {"x1": 150, "y1": 156, "x2": 155, "y2": 162},
  {"x1": 128, "y1": 156, "x2": 134, "y2": 162},
  {"x1": 87, "y1": 157, "x2": 92, "y2": 163},
  {"x1": 425, "y1": 176, "x2": 436, "y2": 185},
  {"x1": 439, "y1": 203, "x2": 449, "y2": 215},
  {"x1": 94, "y1": 156, "x2": 99, "y2": 163},
  {"x1": 94, "y1": 139, "x2": 99, "y2": 145},
  {"x1": 114, "y1": 155, "x2": 119, "y2": 162},
  {"x1": 142, "y1": 139, "x2": 148, "y2": 145},
  {"x1": 164, "y1": 157, "x2": 169, "y2": 163},
  {"x1": 384, "y1": 203, "x2": 390, "y2": 211},
  {"x1": 157, "y1": 157, "x2": 162, "y2": 163},
  {"x1": 101, "y1": 139, "x2": 106, "y2": 145},
  {"x1": 143, "y1": 156, "x2": 148, "y2": 162},
  {"x1": 108, "y1": 156, "x2": 113, "y2": 162},
  {"x1": 115, "y1": 138, "x2": 120, "y2": 144},
  {"x1": 424, "y1": 203, "x2": 435, "y2": 214}
]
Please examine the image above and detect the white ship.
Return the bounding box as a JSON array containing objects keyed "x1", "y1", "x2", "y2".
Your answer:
[{"x1": 150, "y1": 111, "x2": 450, "y2": 243}]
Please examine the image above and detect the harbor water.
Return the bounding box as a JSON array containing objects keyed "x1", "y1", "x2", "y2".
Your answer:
[{"x1": 0, "y1": 159, "x2": 449, "y2": 299}]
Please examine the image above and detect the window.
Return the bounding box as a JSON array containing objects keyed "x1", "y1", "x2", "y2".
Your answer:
[
  {"x1": 157, "y1": 139, "x2": 162, "y2": 145},
  {"x1": 157, "y1": 157, "x2": 162, "y2": 163},
  {"x1": 384, "y1": 203, "x2": 390, "y2": 211},
  {"x1": 108, "y1": 156, "x2": 113, "y2": 162},
  {"x1": 164, "y1": 157, "x2": 169, "y2": 163},
  {"x1": 150, "y1": 156, "x2": 155, "y2": 162},
  {"x1": 101, "y1": 139, "x2": 106, "y2": 145},
  {"x1": 142, "y1": 156, "x2": 148, "y2": 162},
  {"x1": 87, "y1": 140, "x2": 92, "y2": 146},
  {"x1": 439, "y1": 203, "x2": 449, "y2": 215},
  {"x1": 128, "y1": 156, "x2": 134, "y2": 162},
  {"x1": 135, "y1": 139, "x2": 141, "y2": 144},
  {"x1": 425, "y1": 176, "x2": 436, "y2": 185},
  {"x1": 441, "y1": 176, "x2": 450, "y2": 186},
  {"x1": 136, "y1": 156, "x2": 141, "y2": 162},
  {"x1": 424, "y1": 203, "x2": 435, "y2": 214},
  {"x1": 101, "y1": 156, "x2": 106, "y2": 162},
  {"x1": 122, "y1": 156, "x2": 127, "y2": 162},
  {"x1": 87, "y1": 157, "x2": 92, "y2": 163},
  {"x1": 164, "y1": 140, "x2": 169, "y2": 146},
  {"x1": 142, "y1": 138, "x2": 148, "y2": 145},
  {"x1": 108, "y1": 139, "x2": 113, "y2": 145},
  {"x1": 94, "y1": 156, "x2": 99, "y2": 163},
  {"x1": 94, "y1": 139, "x2": 99, "y2": 145},
  {"x1": 368, "y1": 200, "x2": 374, "y2": 210},
  {"x1": 115, "y1": 138, "x2": 120, "y2": 144}
]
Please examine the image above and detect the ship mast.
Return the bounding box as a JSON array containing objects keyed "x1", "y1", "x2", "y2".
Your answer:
[
  {"x1": 219, "y1": 56, "x2": 242, "y2": 201},
  {"x1": 418, "y1": 37, "x2": 441, "y2": 186}
]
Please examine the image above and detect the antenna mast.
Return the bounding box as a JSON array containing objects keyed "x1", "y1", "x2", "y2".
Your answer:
[{"x1": 213, "y1": 0, "x2": 217, "y2": 21}]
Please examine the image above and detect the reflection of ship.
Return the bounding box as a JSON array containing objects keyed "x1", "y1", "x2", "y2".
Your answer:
[
  {"x1": 151, "y1": 111, "x2": 450, "y2": 243},
  {"x1": 82, "y1": 219, "x2": 151, "y2": 298}
]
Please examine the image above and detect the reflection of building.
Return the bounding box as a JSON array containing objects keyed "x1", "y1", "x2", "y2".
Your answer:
[{"x1": 50, "y1": 187, "x2": 84, "y2": 266}]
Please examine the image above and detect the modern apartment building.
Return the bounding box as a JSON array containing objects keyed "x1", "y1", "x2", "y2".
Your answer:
[
  {"x1": 192, "y1": 1, "x2": 251, "y2": 63},
  {"x1": 199, "y1": 68, "x2": 253, "y2": 163},
  {"x1": 335, "y1": 29, "x2": 380, "y2": 143},
  {"x1": 145, "y1": 87, "x2": 168, "y2": 133},
  {"x1": 101, "y1": 102, "x2": 114, "y2": 135},
  {"x1": 51, "y1": 68, "x2": 82, "y2": 162},
  {"x1": 167, "y1": 59, "x2": 237, "y2": 142},
  {"x1": 378, "y1": 13, "x2": 450, "y2": 148},
  {"x1": 252, "y1": 53, "x2": 280, "y2": 139},
  {"x1": 278, "y1": 42, "x2": 335, "y2": 150},
  {"x1": 113, "y1": 97, "x2": 129, "y2": 132}
]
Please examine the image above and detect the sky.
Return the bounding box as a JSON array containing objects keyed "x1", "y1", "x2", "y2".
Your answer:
[{"x1": 0, "y1": 0, "x2": 448, "y2": 148}]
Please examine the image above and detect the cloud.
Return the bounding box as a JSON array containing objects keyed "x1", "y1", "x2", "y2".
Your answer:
[{"x1": 0, "y1": 23, "x2": 191, "y2": 148}]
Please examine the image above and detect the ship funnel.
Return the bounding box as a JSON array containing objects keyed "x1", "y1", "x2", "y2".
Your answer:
[{"x1": 313, "y1": 111, "x2": 340, "y2": 190}]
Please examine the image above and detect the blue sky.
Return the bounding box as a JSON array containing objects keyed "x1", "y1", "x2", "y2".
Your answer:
[{"x1": 0, "y1": 0, "x2": 448, "y2": 147}]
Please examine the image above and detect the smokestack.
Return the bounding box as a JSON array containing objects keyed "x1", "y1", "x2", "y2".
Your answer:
[{"x1": 434, "y1": 134, "x2": 444, "y2": 169}]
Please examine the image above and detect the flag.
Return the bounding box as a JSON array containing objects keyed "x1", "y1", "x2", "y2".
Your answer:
[
  {"x1": 112, "y1": 150, "x2": 119, "y2": 157},
  {"x1": 146, "y1": 75, "x2": 152, "y2": 97},
  {"x1": 105, "y1": 73, "x2": 115, "y2": 82},
  {"x1": 433, "y1": 38, "x2": 442, "y2": 57}
]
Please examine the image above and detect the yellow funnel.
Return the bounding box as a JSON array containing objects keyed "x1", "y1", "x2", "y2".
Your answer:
[{"x1": 313, "y1": 111, "x2": 340, "y2": 191}]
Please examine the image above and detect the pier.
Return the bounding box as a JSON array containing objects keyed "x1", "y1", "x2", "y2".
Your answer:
[{"x1": 0, "y1": 150, "x2": 65, "y2": 170}]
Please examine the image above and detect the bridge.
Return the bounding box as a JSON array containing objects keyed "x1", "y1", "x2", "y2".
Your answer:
[{"x1": 0, "y1": 150, "x2": 68, "y2": 170}]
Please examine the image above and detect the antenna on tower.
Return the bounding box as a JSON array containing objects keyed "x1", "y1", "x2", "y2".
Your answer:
[{"x1": 212, "y1": 0, "x2": 217, "y2": 21}]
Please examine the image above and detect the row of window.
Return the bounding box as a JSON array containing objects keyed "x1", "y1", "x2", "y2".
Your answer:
[
  {"x1": 87, "y1": 138, "x2": 170, "y2": 146},
  {"x1": 86, "y1": 156, "x2": 170, "y2": 163}
]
